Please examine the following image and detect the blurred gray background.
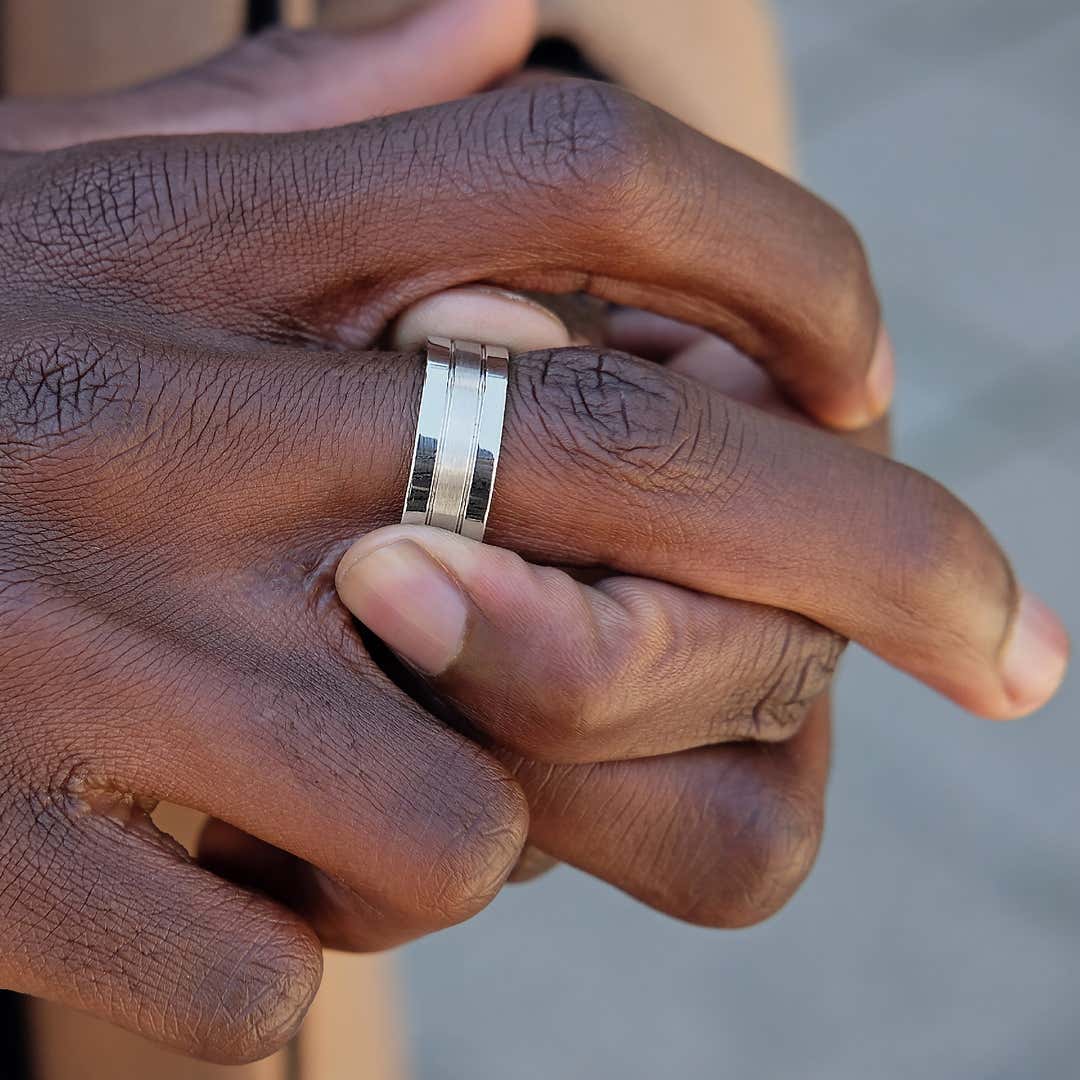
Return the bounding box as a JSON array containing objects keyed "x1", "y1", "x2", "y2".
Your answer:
[{"x1": 403, "y1": 1, "x2": 1080, "y2": 1076}]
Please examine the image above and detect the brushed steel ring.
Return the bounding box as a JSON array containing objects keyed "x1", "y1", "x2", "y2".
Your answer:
[{"x1": 401, "y1": 336, "x2": 509, "y2": 542}]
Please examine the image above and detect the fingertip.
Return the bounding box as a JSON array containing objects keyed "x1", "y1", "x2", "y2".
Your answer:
[
  {"x1": 390, "y1": 286, "x2": 573, "y2": 354},
  {"x1": 997, "y1": 588, "x2": 1070, "y2": 718},
  {"x1": 803, "y1": 326, "x2": 895, "y2": 432},
  {"x1": 336, "y1": 535, "x2": 469, "y2": 676},
  {"x1": 336, "y1": 525, "x2": 484, "y2": 588},
  {"x1": 866, "y1": 326, "x2": 895, "y2": 419}
]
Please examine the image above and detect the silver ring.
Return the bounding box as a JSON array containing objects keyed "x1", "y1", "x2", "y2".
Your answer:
[{"x1": 402, "y1": 336, "x2": 509, "y2": 542}]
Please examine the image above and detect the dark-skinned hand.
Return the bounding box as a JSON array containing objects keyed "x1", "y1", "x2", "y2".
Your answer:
[{"x1": 0, "y1": 6, "x2": 1068, "y2": 1064}]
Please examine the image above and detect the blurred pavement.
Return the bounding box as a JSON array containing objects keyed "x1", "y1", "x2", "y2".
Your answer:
[{"x1": 401, "y1": 2, "x2": 1080, "y2": 1076}]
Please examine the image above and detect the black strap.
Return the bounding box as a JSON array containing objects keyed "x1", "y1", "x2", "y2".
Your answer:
[
  {"x1": 0, "y1": 990, "x2": 30, "y2": 1080},
  {"x1": 525, "y1": 36, "x2": 609, "y2": 82},
  {"x1": 247, "y1": 0, "x2": 282, "y2": 34}
]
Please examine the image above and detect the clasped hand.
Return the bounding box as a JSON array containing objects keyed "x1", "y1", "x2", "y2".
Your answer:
[{"x1": 0, "y1": 14, "x2": 1066, "y2": 1064}]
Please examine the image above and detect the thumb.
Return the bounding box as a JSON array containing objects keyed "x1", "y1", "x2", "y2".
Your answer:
[
  {"x1": 333, "y1": 524, "x2": 842, "y2": 764},
  {"x1": 0, "y1": 0, "x2": 537, "y2": 151}
]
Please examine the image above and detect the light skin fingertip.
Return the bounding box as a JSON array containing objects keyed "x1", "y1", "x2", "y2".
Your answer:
[
  {"x1": 866, "y1": 326, "x2": 895, "y2": 419},
  {"x1": 803, "y1": 397, "x2": 874, "y2": 433},
  {"x1": 998, "y1": 588, "x2": 1070, "y2": 717}
]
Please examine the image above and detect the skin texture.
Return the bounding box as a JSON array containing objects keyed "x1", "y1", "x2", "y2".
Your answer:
[
  {"x1": 338, "y1": 326, "x2": 850, "y2": 907},
  {"x1": 0, "y1": 12, "x2": 1068, "y2": 1068},
  {"x1": 2, "y1": 83, "x2": 890, "y2": 427}
]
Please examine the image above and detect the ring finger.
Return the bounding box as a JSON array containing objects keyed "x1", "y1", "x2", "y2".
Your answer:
[{"x1": 503, "y1": 694, "x2": 832, "y2": 927}]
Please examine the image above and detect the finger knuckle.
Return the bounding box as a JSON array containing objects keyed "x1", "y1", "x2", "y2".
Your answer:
[
  {"x1": 531, "y1": 672, "x2": 612, "y2": 761},
  {"x1": 738, "y1": 621, "x2": 844, "y2": 743},
  {"x1": 5, "y1": 146, "x2": 192, "y2": 277},
  {"x1": 674, "y1": 786, "x2": 823, "y2": 929},
  {"x1": 721, "y1": 795, "x2": 822, "y2": 927},
  {"x1": 0, "y1": 328, "x2": 140, "y2": 451},
  {"x1": 191, "y1": 917, "x2": 322, "y2": 1063},
  {"x1": 538, "y1": 586, "x2": 678, "y2": 761},
  {"x1": 513, "y1": 347, "x2": 715, "y2": 506},
  {"x1": 237, "y1": 662, "x2": 526, "y2": 933},
  {"x1": 420, "y1": 770, "x2": 529, "y2": 926},
  {"x1": 503, "y1": 79, "x2": 654, "y2": 209}
]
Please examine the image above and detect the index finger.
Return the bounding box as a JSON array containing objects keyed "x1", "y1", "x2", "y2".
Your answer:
[
  {"x1": 166, "y1": 341, "x2": 1067, "y2": 720},
  {"x1": 25, "y1": 79, "x2": 887, "y2": 428},
  {"x1": 488, "y1": 348, "x2": 1067, "y2": 719}
]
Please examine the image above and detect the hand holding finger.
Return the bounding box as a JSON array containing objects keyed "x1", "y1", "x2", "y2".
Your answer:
[
  {"x1": 4, "y1": 80, "x2": 894, "y2": 426},
  {"x1": 332, "y1": 512, "x2": 834, "y2": 926},
  {"x1": 0, "y1": 69, "x2": 1069, "y2": 1062},
  {"x1": 311, "y1": 343, "x2": 1066, "y2": 719},
  {"x1": 336, "y1": 525, "x2": 841, "y2": 761}
]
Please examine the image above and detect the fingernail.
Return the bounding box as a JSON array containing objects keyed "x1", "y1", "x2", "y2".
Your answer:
[
  {"x1": 1001, "y1": 589, "x2": 1070, "y2": 713},
  {"x1": 336, "y1": 540, "x2": 467, "y2": 675},
  {"x1": 866, "y1": 327, "x2": 895, "y2": 418}
]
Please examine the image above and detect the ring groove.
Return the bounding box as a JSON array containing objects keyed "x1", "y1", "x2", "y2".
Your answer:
[{"x1": 401, "y1": 337, "x2": 509, "y2": 542}]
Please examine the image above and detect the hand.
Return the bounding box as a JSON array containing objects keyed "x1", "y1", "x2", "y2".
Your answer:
[
  {"x1": 339, "y1": 324, "x2": 845, "y2": 917},
  {"x1": 333, "y1": 316, "x2": 1064, "y2": 923},
  {"x1": 0, "y1": 33, "x2": 1066, "y2": 1071},
  {"x1": 0, "y1": 3, "x2": 543, "y2": 1062}
]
